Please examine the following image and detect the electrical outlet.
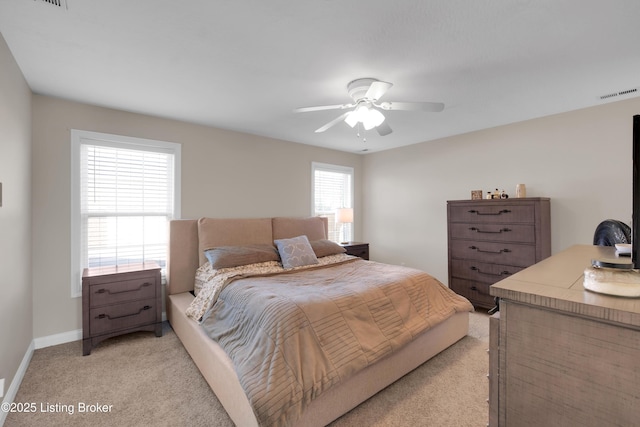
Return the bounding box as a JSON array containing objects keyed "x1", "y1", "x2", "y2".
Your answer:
[{"x1": 0, "y1": 378, "x2": 4, "y2": 398}]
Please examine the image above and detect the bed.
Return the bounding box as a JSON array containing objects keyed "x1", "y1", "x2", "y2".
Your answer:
[{"x1": 166, "y1": 216, "x2": 473, "y2": 426}]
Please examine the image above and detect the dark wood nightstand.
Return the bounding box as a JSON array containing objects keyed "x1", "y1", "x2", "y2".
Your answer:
[
  {"x1": 340, "y1": 242, "x2": 369, "y2": 260},
  {"x1": 82, "y1": 262, "x2": 162, "y2": 355}
]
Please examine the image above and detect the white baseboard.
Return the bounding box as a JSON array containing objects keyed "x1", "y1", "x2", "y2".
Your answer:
[
  {"x1": 0, "y1": 340, "x2": 34, "y2": 427},
  {"x1": 34, "y1": 329, "x2": 82, "y2": 350}
]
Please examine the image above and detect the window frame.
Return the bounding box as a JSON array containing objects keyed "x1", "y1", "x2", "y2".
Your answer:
[
  {"x1": 311, "y1": 162, "x2": 354, "y2": 243},
  {"x1": 70, "y1": 129, "x2": 181, "y2": 297}
]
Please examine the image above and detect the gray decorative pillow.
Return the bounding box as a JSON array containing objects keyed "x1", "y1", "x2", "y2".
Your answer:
[
  {"x1": 204, "y1": 244, "x2": 279, "y2": 269},
  {"x1": 310, "y1": 239, "x2": 346, "y2": 258},
  {"x1": 274, "y1": 235, "x2": 319, "y2": 269}
]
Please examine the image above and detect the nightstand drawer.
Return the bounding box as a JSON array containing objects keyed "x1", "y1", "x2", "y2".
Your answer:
[
  {"x1": 89, "y1": 298, "x2": 158, "y2": 336},
  {"x1": 90, "y1": 277, "x2": 157, "y2": 308}
]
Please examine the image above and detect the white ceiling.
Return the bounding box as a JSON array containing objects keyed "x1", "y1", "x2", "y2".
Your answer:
[{"x1": 1, "y1": 1, "x2": 640, "y2": 153}]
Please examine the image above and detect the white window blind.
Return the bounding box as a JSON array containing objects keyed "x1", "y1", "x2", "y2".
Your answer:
[
  {"x1": 312, "y1": 162, "x2": 354, "y2": 242},
  {"x1": 71, "y1": 130, "x2": 181, "y2": 297}
]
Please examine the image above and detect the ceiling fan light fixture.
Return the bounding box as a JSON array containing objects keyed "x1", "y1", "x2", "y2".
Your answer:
[
  {"x1": 363, "y1": 108, "x2": 385, "y2": 130},
  {"x1": 344, "y1": 111, "x2": 359, "y2": 128},
  {"x1": 344, "y1": 104, "x2": 385, "y2": 130},
  {"x1": 295, "y1": 77, "x2": 442, "y2": 137}
]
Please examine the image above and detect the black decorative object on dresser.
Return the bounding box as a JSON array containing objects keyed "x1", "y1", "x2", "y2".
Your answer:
[
  {"x1": 447, "y1": 198, "x2": 551, "y2": 309},
  {"x1": 340, "y1": 242, "x2": 369, "y2": 260},
  {"x1": 82, "y1": 262, "x2": 162, "y2": 355}
]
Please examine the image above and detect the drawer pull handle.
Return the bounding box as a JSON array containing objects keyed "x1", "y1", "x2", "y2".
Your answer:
[
  {"x1": 470, "y1": 266, "x2": 512, "y2": 277},
  {"x1": 467, "y1": 209, "x2": 511, "y2": 216},
  {"x1": 469, "y1": 227, "x2": 511, "y2": 234},
  {"x1": 96, "y1": 305, "x2": 152, "y2": 320},
  {"x1": 96, "y1": 282, "x2": 152, "y2": 295},
  {"x1": 469, "y1": 245, "x2": 511, "y2": 254}
]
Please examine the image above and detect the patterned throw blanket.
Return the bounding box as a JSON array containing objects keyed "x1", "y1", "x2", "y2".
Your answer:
[{"x1": 197, "y1": 257, "x2": 473, "y2": 426}]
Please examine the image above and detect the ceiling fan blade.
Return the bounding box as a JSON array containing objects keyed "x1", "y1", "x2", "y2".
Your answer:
[
  {"x1": 365, "y1": 81, "x2": 393, "y2": 101},
  {"x1": 293, "y1": 103, "x2": 354, "y2": 113},
  {"x1": 377, "y1": 101, "x2": 444, "y2": 112},
  {"x1": 376, "y1": 121, "x2": 393, "y2": 136},
  {"x1": 315, "y1": 112, "x2": 351, "y2": 133}
]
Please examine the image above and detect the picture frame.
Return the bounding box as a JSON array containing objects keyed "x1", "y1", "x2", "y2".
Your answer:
[{"x1": 471, "y1": 190, "x2": 483, "y2": 200}]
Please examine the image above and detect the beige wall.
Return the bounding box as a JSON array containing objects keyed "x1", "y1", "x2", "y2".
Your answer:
[
  {"x1": 7, "y1": 24, "x2": 640, "y2": 349},
  {"x1": 363, "y1": 97, "x2": 640, "y2": 284},
  {"x1": 31, "y1": 95, "x2": 363, "y2": 338},
  {"x1": 0, "y1": 34, "x2": 32, "y2": 396}
]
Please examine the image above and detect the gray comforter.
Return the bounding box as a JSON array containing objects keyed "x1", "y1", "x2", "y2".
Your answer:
[{"x1": 200, "y1": 259, "x2": 473, "y2": 426}]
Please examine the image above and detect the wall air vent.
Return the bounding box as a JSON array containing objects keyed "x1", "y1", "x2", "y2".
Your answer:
[
  {"x1": 600, "y1": 87, "x2": 639, "y2": 100},
  {"x1": 38, "y1": 0, "x2": 68, "y2": 8},
  {"x1": 619, "y1": 88, "x2": 638, "y2": 96}
]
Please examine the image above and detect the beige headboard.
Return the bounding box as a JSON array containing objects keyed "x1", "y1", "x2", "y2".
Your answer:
[{"x1": 167, "y1": 216, "x2": 329, "y2": 296}]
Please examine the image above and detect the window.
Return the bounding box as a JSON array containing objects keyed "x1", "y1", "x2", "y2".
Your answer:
[
  {"x1": 71, "y1": 130, "x2": 181, "y2": 297},
  {"x1": 312, "y1": 162, "x2": 354, "y2": 243}
]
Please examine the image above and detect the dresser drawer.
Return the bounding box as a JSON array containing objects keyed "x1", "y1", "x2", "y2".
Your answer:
[
  {"x1": 450, "y1": 278, "x2": 495, "y2": 308},
  {"x1": 450, "y1": 259, "x2": 524, "y2": 283},
  {"x1": 448, "y1": 203, "x2": 535, "y2": 224},
  {"x1": 450, "y1": 240, "x2": 536, "y2": 267},
  {"x1": 89, "y1": 298, "x2": 158, "y2": 336},
  {"x1": 449, "y1": 222, "x2": 535, "y2": 243},
  {"x1": 89, "y1": 277, "x2": 157, "y2": 308}
]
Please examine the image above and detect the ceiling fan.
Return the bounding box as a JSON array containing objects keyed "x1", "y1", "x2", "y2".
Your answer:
[{"x1": 293, "y1": 78, "x2": 444, "y2": 137}]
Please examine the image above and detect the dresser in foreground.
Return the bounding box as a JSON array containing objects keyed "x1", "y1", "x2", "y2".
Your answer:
[
  {"x1": 82, "y1": 262, "x2": 162, "y2": 355},
  {"x1": 489, "y1": 245, "x2": 640, "y2": 426},
  {"x1": 447, "y1": 197, "x2": 550, "y2": 309}
]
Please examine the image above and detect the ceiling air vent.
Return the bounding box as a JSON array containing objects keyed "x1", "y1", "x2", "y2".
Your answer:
[{"x1": 600, "y1": 87, "x2": 639, "y2": 100}]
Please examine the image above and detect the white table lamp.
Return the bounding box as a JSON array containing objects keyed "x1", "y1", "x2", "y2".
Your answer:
[{"x1": 336, "y1": 208, "x2": 353, "y2": 244}]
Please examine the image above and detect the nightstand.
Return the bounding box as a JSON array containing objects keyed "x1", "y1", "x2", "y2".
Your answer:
[
  {"x1": 340, "y1": 242, "x2": 369, "y2": 260},
  {"x1": 82, "y1": 262, "x2": 162, "y2": 355}
]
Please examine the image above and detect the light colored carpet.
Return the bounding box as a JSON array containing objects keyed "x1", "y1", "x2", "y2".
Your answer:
[{"x1": 4, "y1": 311, "x2": 489, "y2": 427}]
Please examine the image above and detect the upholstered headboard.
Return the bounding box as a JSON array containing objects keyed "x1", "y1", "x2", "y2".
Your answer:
[{"x1": 166, "y1": 217, "x2": 328, "y2": 296}]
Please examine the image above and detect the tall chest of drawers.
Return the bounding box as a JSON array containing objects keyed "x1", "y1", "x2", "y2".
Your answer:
[{"x1": 447, "y1": 198, "x2": 551, "y2": 309}]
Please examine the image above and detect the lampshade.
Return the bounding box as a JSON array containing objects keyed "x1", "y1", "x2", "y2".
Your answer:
[
  {"x1": 336, "y1": 207, "x2": 354, "y2": 223},
  {"x1": 362, "y1": 108, "x2": 385, "y2": 130},
  {"x1": 344, "y1": 106, "x2": 366, "y2": 128}
]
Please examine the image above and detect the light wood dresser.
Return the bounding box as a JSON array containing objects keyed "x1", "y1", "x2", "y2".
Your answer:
[
  {"x1": 447, "y1": 198, "x2": 551, "y2": 309},
  {"x1": 489, "y1": 245, "x2": 640, "y2": 426}
]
